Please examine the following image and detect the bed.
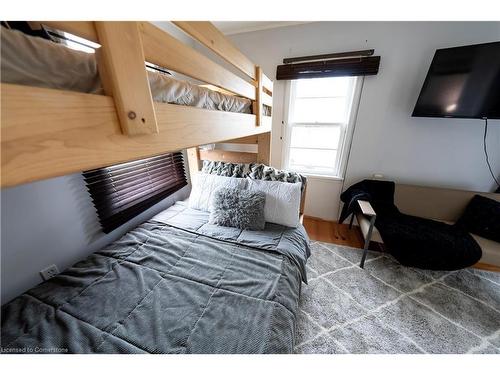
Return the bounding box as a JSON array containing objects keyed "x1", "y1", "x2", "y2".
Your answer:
[
  {"x1": 1, "y1": 26, "x2": 253, "y2": 114},
  {"x1": 1, "y1": 21, "x2": 274, "y2": 188},
  {"x1": 1, "y1": 201, "x2": 310, "y2": 354}
]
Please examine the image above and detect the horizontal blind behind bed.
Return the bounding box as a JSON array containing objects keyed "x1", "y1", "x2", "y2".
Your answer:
[{"x1": 83, "y1": 152, "x2": 187, "y2": 233}]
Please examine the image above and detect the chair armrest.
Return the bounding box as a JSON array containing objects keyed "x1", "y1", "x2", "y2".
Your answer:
[
  {"x1": 357, "y1": 200, "x2": 376, "y2": 217},
  {"x1": 357, "y1": 200, "x2": 377, "y2": 268}
]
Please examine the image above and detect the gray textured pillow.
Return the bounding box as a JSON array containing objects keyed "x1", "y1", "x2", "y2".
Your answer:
[{"x1": 209, "y1": 187, "x2": 266, "y2": 230}]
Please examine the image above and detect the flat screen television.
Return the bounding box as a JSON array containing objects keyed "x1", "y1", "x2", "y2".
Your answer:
[{"x1": 412, "y1": 41, "x2": 500, "y2": 119}]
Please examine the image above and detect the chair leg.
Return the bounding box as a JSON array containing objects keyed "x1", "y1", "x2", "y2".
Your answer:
[
  {"x1": 360, "y1": 215, "x2": 376, "y2": 269},
  {"x1": 349, "y1": 213, "x2": 354, "y2": 229}
]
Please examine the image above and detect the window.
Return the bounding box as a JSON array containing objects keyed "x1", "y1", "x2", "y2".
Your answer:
[
  {"x1": 83, "y1": 152, "x2": 187, "y2": 233},
  {"x1": 283, "y1": 76, "x2": 362, "y2": 177},
  {"x1": 59, "y1": 32, "x2": 99, "y2": 53},
  {"x1": 47, "y1": 29, "x2": 99, "y2": 53}
]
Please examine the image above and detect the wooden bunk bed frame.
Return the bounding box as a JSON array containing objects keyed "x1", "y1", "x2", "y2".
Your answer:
[
  {"x1": 187, "y1": 137, "x2": 307, "y2": 221},
  {"x1": 1, "y1": 21, "x2": 273, "y2": 188}
]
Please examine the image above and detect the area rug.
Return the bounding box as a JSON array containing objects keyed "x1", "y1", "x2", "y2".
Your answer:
[{"x1": 295, "y1": 241, "x2": 500, "y2": 354}]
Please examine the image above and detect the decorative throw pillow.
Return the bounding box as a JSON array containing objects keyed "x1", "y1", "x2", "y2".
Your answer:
[
  {"x1": 247, "y1": 163, "x2": 305, "y2": 190},
  {"x1": 188, "y1": 173, "x2": 247, "y2": 212},
  {"x1": 246, "y1": 179, "x2": 302, "y2": 228},
  {"x1": 209, "y1": 187, "x2": 266, "y2": 230},
  {"x1": 201, "y1": 160, "x2": 247, "y2": 178},
  {"x1": 455, "y1": 194, "x2": 500, "y2": 243},
  {"x1": 202, "y1": 160, "x2": 306, "y2": 192}
]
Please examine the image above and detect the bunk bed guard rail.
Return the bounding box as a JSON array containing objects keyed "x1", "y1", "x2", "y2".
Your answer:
[{"x1": 1, "y1": 21, "x2": 274, "y2": 188}]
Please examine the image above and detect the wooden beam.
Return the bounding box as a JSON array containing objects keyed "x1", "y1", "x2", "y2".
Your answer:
[
  {"x1": 139, "y1": 22, "x2": 256, "y2": 100},
  {"x1": 95, "y1": 22, "x2": 158, "y2": 135},
  {"x1": 262, "y1": 115, "x2": 272, "y2": 128},
  {"x1": 38, "y1": 21, "x2": 258, "y2": 100},
  {"x1": 261, "y1": 72, "x2": 273, "y2": 94},
  {"x1": 186, "y1": 147, "x2": 201, "y2": 184},
  {"x1": 255, "y1": 66, "x2": 263, "y2": 126},
  {"x1": 257, "y1": 132, "x2": 271, "y2": 164},
  {"x1": 199, "y1": 150, "x2": 258, "y2": 164},
  {"x1": 172, "y1": 21, "x2": 256, "y2": 81},
  {"x1": 224, "y1": 135, "x2": 258, "y2": 144},
  {"x1": 39, "y1": 21, "x2": 256, "y2": 99},
  {"x1": 1, "y1": 83, "x2": 271, "y2": 187},
  {"x1": 262, "y1": 91, "x2": 273, "y2": 107}
]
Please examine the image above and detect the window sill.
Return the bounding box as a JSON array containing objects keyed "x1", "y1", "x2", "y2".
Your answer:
[{"x1": 301, "y1": 173, "x2": 344, "y2": 182}]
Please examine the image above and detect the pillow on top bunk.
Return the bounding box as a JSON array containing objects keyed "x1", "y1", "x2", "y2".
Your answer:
[
  {"x1": 246, "y1": 179, "x2": 302, "y2": 228},
  {"x1": 189, "y1": 172, "x2": 247, "y2": 212}
]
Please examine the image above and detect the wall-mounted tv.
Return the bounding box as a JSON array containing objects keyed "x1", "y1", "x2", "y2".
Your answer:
[{"x1": 412, "y1": 41, "x2": 500, "y2": 120}]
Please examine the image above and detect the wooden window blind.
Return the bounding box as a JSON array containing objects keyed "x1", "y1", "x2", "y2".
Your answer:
[
  {"x1": 276, "y1": 55, "x2": 380, "y2": 80},
  {"x1": 83, "y1": 152, "x2": 187, "y2": 233}
]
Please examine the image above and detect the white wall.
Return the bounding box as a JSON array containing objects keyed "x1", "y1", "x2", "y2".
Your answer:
[
  {"x1": 0, "y1": 173, "x2": 189, "y2": 304},
  {"x1": 0, "y1": 22, "x2": 196, "y2": 304},
  {"x1": 227, "y1": 22, "x2": 500, "y2": 220}
]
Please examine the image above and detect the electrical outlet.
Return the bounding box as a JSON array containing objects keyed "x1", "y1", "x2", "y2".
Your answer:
[{"x1": 40, "y1": 264, "x2": 59, "y2": 281}]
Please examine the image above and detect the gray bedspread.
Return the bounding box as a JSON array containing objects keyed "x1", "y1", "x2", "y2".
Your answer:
[{"x1": 1, "y1": 203, "x2": 310, "y2": 354}]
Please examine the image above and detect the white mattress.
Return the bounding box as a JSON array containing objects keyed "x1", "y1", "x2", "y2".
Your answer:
[{"x1": 0, "y1": 27, "x2": 252, "y2": 114}]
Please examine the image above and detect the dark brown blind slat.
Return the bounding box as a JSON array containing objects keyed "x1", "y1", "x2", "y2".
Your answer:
[
  {"x1": 83, "y1": 151, "x2": 187, "y2": 233},
  {"x1": 84, "y1": 153, "x2": 183, "y2": 182},
  {"x1": 276, "y1": 56, "x2": 380, "y2": 80},
  {"x1": 89, "y1": 168, "x2": 185, "y2": 204},
  {"x1": 90, "y1": 174, "x2": 185, "y2": 215},
  {"x1": 85, "y1": 162, "x2": 184, "y2": 193},
  {"x1": 282, "y1": 49, "x2": 374, "y2": 64}
]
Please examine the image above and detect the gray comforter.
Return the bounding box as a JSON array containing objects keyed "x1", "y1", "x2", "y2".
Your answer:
[{"x1": 1, "y1": 203, "x2": 310, "y2": 354}]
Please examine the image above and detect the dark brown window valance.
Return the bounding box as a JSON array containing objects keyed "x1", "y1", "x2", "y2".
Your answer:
[
  {"x1": 83, "y1": 152, "x2": 187, "y2": 233},
  {"x1": 276, "y1": 55, "x2": 380, "y2": 80}
]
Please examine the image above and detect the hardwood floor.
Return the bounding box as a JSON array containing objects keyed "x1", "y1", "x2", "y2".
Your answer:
[
  {"x1": 474, "y1": 262, "x2": 500, "y2": 272},
  {"x1": 303, "y1": 216, "x2": 364, "y2": 248},
  {"x1": 303, "y1": 216, "x2": 500, "y2": 273}
]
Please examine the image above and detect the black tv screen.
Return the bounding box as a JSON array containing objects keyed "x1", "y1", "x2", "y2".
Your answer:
[{"x1": 412, "y1": 41, "x2": 500, "y2": 119}]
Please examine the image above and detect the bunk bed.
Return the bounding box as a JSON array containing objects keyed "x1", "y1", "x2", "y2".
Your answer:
[
  {"x1": 1, "y1": 21, "x2": 274, "y2": 188},
  {"x1": 1, "y1": 22, "x2": 310, "y2": 354}
]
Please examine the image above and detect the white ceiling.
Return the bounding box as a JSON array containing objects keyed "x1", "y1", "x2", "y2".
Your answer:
[{"x1": 212, "y1": 21, "x2": 311, "y2": 35}]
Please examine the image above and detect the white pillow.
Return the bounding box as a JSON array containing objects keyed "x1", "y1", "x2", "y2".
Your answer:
[
  {"x1": 189, "y1": 173, "x2": 247, "y2": 212},
  {"x1": 246, "y1": 179, "x2": 302, "y2": 228}
]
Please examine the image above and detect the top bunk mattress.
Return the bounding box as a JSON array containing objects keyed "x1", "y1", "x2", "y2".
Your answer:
[{"x1": 0, "y1": 26, "x2": 252, "y2": 114}]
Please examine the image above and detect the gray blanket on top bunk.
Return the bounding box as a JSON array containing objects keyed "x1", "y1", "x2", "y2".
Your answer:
[
  {"x1": 0, "y1": 26, "x2": 252, "y2": 114},
  {"x1": 1, "y1": 202, "x2": 310, "y2": 354}
]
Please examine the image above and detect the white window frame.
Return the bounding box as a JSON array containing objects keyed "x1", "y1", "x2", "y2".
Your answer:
[{"x1": 281, "y1": 76, "x2": 363, "y2": 179}]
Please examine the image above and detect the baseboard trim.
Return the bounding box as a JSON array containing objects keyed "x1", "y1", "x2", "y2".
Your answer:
[
  {"x1": 473, "y1": 262, "x2": 500, "y2": 273},
  {"x1": 303, "y1": 215, "x2": 338, "y2": 223}
]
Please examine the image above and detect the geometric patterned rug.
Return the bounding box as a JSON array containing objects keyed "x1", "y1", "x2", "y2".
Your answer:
[{"x1": 295, "y1": 241, "x2": 500, "y2": 354}]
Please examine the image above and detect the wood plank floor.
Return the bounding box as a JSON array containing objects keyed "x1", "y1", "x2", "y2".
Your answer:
[
  {"x1": 303, "y1": 216, "x2": 500, "y2": 273},
  {"x1": 303, "y1": 216, "x2": 364, "y2": 248}
]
